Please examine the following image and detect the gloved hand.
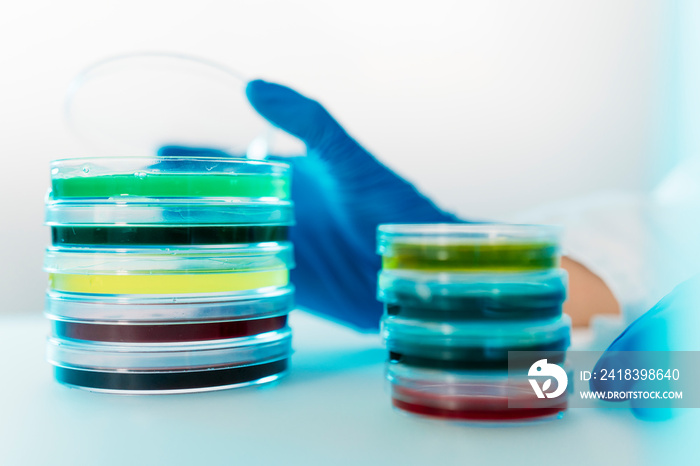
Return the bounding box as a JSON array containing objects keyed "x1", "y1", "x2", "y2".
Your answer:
[
  {"x1": 590, "y1": 274, "x2": 700, "y2": 420},
  {"x1": 160, "y1": 80, "x2": 460, "y2": 331}
]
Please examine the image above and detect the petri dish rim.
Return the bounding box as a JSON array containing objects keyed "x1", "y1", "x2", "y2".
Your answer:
[
  {"x1": 51, "y1": 156, "x2": 291, "y2": 174},
  {"x1": 382, "y1": 314, "x2": 572, "y2": 347},
  {"x1": 377, "y1": 223, "x2": 563, "y2": 246}
]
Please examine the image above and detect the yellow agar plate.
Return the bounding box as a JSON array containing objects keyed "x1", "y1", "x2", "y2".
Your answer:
[{"x1": 49, "y1": 270, "x2": 288, "y2": 294}]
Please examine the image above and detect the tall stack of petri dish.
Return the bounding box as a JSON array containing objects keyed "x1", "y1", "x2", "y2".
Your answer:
[
  {"x1": 44, "y1": 156, "x2": 295, "y2": 394},
  {"x1": 377, "y1": 224, "x2": 571, "y2": 422}
]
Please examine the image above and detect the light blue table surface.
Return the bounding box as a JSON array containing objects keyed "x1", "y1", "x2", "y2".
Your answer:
[{"x1": 0, "y1": 312, "x2": 697, "y2": 466}]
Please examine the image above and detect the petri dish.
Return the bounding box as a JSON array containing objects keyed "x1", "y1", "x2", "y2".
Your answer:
[
  {"x1": 378, "y1": 269, "x2": 567, "y2": 321},
  {"x1": 382, "y1": 314, "x2": 571, "y2": 370},
  {"x1": 48, "y1": 271, "x2": 289, "y2": 295},
  {"x1": 65, "y1": 53, "x2": 273, "y2": 159},
  {"x1": 47, "y1": 328, "x2": 292, "y2": 393},
  {"x1": 387, "y1": 362, "x2": 569, "y2": 422},
  {"x1": 44, "y1": 244, "x2": 293, "y2": 272},
  {"x1": 50, "y1": 157, "x2": 291, "y2": 200},
  {"x1": 377, "y1": 224, "x2": 562, "y2": 272},
  {"x1": 49, "y1": 315, "x2": 289, "y2": 344},
  {"x1": 45, "y1": 286, "x2": 294, "y2": 322},
  {"x1": 44, "y1": 244, "x2": 294, "y2": 295},
  {"x1": 52, "y1": 360, "x2": 289, "y2": 394},
  {"x1": 45, "y1": 197, "x2": 293, "y2": 226},
  {"x1": 51, "y1": 224, "x2": 290, "y2": 247}
]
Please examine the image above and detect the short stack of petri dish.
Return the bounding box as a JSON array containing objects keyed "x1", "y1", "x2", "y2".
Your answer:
[
  {"x1": 377, "y1": 224, "x2": 571, "y2": 422},
  {"x1": 44, "y1": 156, "x2": 295, "y2": 394}
]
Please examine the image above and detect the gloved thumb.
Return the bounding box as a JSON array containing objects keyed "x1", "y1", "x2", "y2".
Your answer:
[{"x1": 246, "y1": 78, "x2": 391, "y2": 192}]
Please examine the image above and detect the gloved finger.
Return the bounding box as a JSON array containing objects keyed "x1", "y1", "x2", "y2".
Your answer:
[
  {"x1": 589, "y1": 353, "x2": 640, "y2": 397},
  {"x1": 630, "y1": 406, "x2": 673, "y2": 421},
  {"x1": 246, "y1": 80, "x2": 404, "y2": 191},
  {"x1": 630, "y1": 375, "x2": 674, "y2": 421},
  {"x1": 589, "y1": 275, "x2": 700, "y2": 420},
  {"x1": 590, "y1": 289, "x2": 674, "y2": 412},
  {"x1": 245, "y1": 80, "x2": 348, "y2": 154},
  {"x1": 245, "y1": 79, "x2": 459, "y2": 231},
  {"x1": 589, "y1": 309, "x2": 670, "y2": 395},
  {"x1": 590, "y1": 328, "x2": 674, "y2": 419}
]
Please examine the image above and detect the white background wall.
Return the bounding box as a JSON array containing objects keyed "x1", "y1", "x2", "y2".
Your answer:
[{"x1": 0, "y1": 1, "x2": 672, "y2": 314}]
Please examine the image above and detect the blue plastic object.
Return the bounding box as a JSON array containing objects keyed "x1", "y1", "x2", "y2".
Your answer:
[
  {"x1": 591, "y1": 274, "x2": 700, "y2": 420},
  {"x1": 159, "y1": 80, "x2": 460, "y2": 330}
]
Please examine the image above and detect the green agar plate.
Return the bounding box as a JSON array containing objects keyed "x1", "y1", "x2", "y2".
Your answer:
[
  {"x1": 51, "y1": 157, "x2": 291, "y2": 200},
  {"x1": 377, "y1": 223, "x2": 562, "y2": 272}
]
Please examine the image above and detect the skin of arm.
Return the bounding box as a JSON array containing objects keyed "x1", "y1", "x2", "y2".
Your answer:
[{"x1": 562, "y1": 256, "x2": 620, "y2": 327}]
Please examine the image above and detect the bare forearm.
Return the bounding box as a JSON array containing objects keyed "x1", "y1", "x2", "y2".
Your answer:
[{"x1": 561, "y1": 256, "x2": 620, "y2": 327}]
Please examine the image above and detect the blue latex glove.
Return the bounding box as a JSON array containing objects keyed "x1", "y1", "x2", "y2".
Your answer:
[
  {"x1": 590, "y1": 274, "x2": 700, "y2": 420},
  {"x1": 160, "y1": 80, "x2": 460, "y2": 331}
]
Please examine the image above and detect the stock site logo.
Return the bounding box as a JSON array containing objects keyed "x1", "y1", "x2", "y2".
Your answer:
[{"x1": 528, "y1": 359, "x2": 568, "y2": 399}]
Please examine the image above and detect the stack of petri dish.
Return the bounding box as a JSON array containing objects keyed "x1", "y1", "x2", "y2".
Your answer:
[
  {"x1": 377, "y1": 224, "x2": 571, "y2": 422},
  {"x1": 44, "y1": 156, "x2": 295, "y2": 394}
]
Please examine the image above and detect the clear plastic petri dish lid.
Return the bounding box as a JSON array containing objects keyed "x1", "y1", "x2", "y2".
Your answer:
[
  {"x1": 382, "y1": 314, "x2": 571, "y2": 351},
  {"x1": 47, "y1": 328, "x2": 292, "y2": 371},
  {"x1": 377, "y1": 223, "x2": 563, "y2": 272},
  {"x1": 50, "y1": 156, "x2": 292, "y2": 201},
  {"x1": 44, "y1": 243, "x2": 294, "y2": 274},
  {"x1": 66, "y1": 53, "x2": 277, "y2": 159},
  {"x1": 377, "y1": 223, "x2": 563, "y2": 248},
  {"x1": 45, "y1": 196, "x2": 294, "y2": 226},
  {"x1": 45, "y1": 285, "x2": 294, "y2": 322}
]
